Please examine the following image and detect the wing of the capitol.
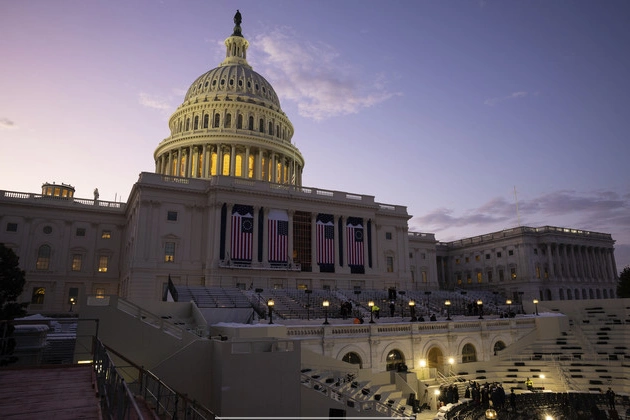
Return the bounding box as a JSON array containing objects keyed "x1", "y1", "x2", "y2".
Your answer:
[{"x1": 0, "y1": 11, "x2": 626, "y2": 420}]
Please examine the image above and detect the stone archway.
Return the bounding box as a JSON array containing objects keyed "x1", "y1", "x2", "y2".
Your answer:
[
  {"x1": 342, "y1": 352, "x2": 363, "y2": 368},
  {"x1": 385, "y1": 349, "x2": 405, "y2": 371},
  {"x1": 427, "y1": 346, "x2": 444, "y2": 373}
]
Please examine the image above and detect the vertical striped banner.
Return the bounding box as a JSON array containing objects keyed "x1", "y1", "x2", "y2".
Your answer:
[
  {"x1": 346, "y1": 217, "x2": 364, "y2": 266},
  {"x1": 268, "y1": 209, "x2": 289, "y2": 262},
  {"x1": 231, "y1": 204, "x2": 253, "y2": 261},
  {"x1": 316, "y1": 213, "x2": 335, "y2": 265}
]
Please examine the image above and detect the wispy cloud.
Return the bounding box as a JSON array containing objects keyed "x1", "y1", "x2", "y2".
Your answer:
[
  {"x1": 411, "y1": 190, "x2": 630, "y2": 247},
  {"x1": 0, "y1": 118, "x2": 18, "y2": 130},
  {"x1": 253, "y1": 28, "x2": 401, "y2": 121},
  {"x1": 484, "y1": 91, "x2": 536, "y2": 106},
  {"x1": 138, "y1": 93, "x2": 173, "y2": 112}
]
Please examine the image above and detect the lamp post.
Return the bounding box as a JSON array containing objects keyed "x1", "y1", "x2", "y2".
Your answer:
[
  {"x1": 448, "y1": 357, "x2": 455, "y2": 376},
  {"x1": 506, "y1": 299, "x2": 512, "y2": 317},
  {"x1": 533, "y1": 299, "x2": 539, "y2": 316},
  {"x1": 368, "y1": 300, "x2": 375, "y2": 323},
  {"x1": 398, "y1": 290, "x2": 406, "y2": 319},
  {"x1": 69, "y1": 297, "x2": 76, "y2": 312},
  {"x1": 445, "y1": 300, "x2": 452, "y2": 320},
  {"x1": 267, "y1": 299, "x2": 275, "y2": 324},
  {"x1": 305, "y1": 289, "x2": 312, "y2": 320},
  {"x1": 409, "y1": 300, "x2": 416, "y2": 322},
  {"x1": 477, "y1": 300, "x2": 484, "y2": 319},
  {"x1": 323, "y1": 300, "x2": 330, "y2": 325}
]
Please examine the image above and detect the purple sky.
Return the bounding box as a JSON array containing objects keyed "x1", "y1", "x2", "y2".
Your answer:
[{"x1": 1, "y1": 0, "x2": 629, "y2": 272}]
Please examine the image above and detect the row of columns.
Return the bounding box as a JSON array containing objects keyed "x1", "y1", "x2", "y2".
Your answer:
[
  {"x1": 221, "y1": 205, "x2": 373, "y2": 272},
  {"x1": 543, "y1": 243, "x2": 616, "y2": 281},
  {"x1": 156, "y1": 144, "x2": 302, "y2": 185}
]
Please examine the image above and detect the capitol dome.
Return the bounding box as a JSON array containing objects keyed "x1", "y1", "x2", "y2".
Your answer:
[{"x1": 154, "y1": 10, "x2": 304, "y2": 185}]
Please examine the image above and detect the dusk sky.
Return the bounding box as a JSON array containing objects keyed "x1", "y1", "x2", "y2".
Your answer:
[{"x1": 1, "y1": 0, "x2": 629, "y2": 272}]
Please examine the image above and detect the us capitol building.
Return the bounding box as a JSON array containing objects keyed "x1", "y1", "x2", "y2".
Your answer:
[{"x1": 0, "y1": 11, "x2": 625, "y2": 419}]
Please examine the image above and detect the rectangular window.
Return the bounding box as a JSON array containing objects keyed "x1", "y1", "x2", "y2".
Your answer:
[
  {"x1": 6, "y1": 222, "x2": 18, "y2": 232},
  {"x1": 455, "y1": 258, "x2": 460, "y2": 265},
  {"x1": 31, "y1": 287, "x2": 45, "y2": 305},
  {"x1": 421, "y1": 253, "x2": 426, "y2": 259},
  {"x1": 409, "y1": 252, "x2": 413, "y2": 258},
  {"x1": 508, "y1": 250, "x2": 514, "y2": 256},
  {"x1": 536, "y1": 265, "x2": 541, "y2": 279},
  {"x1": 465, "y1": 257, "x2": 470, "y2": 263},
  {"x1": 72, "y1": 254, "x2": 82, "y2": 271},
  {"x1": 475, "y1": 255, "x2": 480, "y2": 262},
  {"x1": 485, "y1": 253, "x2": 490, "y2": 260},
  {"x1": 167, "y1": 211, "x2": 178, "y2": 221},
  {"x1": 386, "y1": 256, "x2": 394, "y2": 272},
  {"x1": 98, "y1": 255, "x2": 109, "y2": 272},
  {"x1": 101, "y1": 230, "x2": 111, "y2": 239},
  {"x1": 422, "y1": 271, "x2": 428, "y2": 283},
  {"x1": 487, "y1": 271, "x2": 493, "y2": 282},
  {"x1": 533, "y1": 248, "x2": 538, "y2": 255},
  {"x1": 497, "y1": 252, "x2": 502, "y2": 258},
  {"x1": 385, "y1": 232, "x2": 392, "y2": 240},
  {"x1": 499, "y1": 269, "x2": 505, "y2": 282},
  {"x1": 477, "y1": 272, "x2": 483, "y2": 283},
  {"x1": 95, "y1": 288, "x2": 106, "y2": 298},
  {"x1": 165, "y1": 242, "x2": 175, "y2": 262},
  {"x1": 456, "y1": 273, "x2": 462, "y2": 285},
  {"x1": 467, "y1": 275, "x2": 472, "y2": 284},
  {"x1": 76, "y1": 228, "x2": 86, "y2": 236},
  {"x1": 511, "y1": 267, "x2": 517, "y2": 279}
]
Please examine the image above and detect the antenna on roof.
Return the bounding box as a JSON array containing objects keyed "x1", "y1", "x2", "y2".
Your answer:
[{"x1": 514, "y1": 186, "x2": 521, "y2": 227}]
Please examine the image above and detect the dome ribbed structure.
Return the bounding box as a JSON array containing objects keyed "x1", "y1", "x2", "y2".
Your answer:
[{"x1": 154, "y1": 11, "x2": 304, "y2": 185}]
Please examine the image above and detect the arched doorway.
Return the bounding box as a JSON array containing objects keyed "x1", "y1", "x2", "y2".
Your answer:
[
  {"x1": 386, "y1": 349, "x2": 405, "y2": 371},
  {"x1": 427, "y1": 346, "x2": 444, "y2": 371},
  {"x1": 342, "y1": 352, "x2": 363, "y2": 368},
  {"x1": 462, "y1": 343, "x2": 477, "y2": 363},
  {"x1": 493, "y1": 341, "x2": 506, "y2": 355}
]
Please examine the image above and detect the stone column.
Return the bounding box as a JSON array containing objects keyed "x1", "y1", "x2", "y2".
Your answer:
[
  {"x1": 288, "y1": 209, "x2": 295, "y2": 265},
  {"x1": 245, "y1": 146, "x2": 251, "y2": 179},
  {"x1": 310, "y1": 213, "x2": 318, "y2": 271},
  {"x1": 230, "y1": 145, "x2": 236, "y2": 177}
]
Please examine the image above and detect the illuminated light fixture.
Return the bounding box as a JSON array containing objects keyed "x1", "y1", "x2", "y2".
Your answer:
[
  {"x1": 533, "y1": 299, "x2": 539, "y2": 315},
  {"x1": 485, "y1": 408, "x2": 498, "y2": 419},
  {"x1": 267, "y1": 299, "x2": 275, "y2": 324},
  {"x1": 322, "y1": 300, "x2": 330, "y2": 325},
  {"x1": 419, "y1": 359, "x2": 427, "y2": 368},
  {"x1": 408, "y1": 300, "x2": 417, "y2": 321},
  {"x1": 368, "y1": 300, "x2": 375, "y2": 324},
  {"x1": 477, "y1": 300, "x2": 484, "y2": 319},
  {"x1": 506, "y1": 299, "x2": 512, "y2": 316},
  {"x1": 445, "y1": 300, "x2": 452, "y2": 320}
]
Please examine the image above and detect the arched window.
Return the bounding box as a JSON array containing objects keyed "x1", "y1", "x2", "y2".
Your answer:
[
  {"x1": 385, "y1": 349, "x2": 405, "y2": 371},
  {"x1": 596, "y1": 289, "x2": 601, "y2": 299},
  {"x1": 248, "y1": 116, "x2": 254, "y2": 130},
  {"x1": 214, "y1": 113, "x2": 220, "y2": 128},
  {"x1": 493, "y1": 341, "x2": 506, "y2": 354},
  {"x1": 342, "y1": 352, "x2": 362, "y2": 368},
  {"x1": 203, "y1": 114, "x2": 209, "y2": 128},
  {"x1": 567, "y1": 289, "x2": 573, "y2": 300},
  {"x1": 603, "y1": 289, "x2": 608, "y2": 299},
  {"x1": 185, "y1": 118, "x2": 190, "y2": 131},
  {"x1": 462, "y1": 343, "x2": 477, "y2": 363},
  {"x1": 575, "y1": 289, "x2": 580, "y2": 300},
  {"x1": 193, "y1": 115, "x2": 199, "y2": 130},
  {"x1": 224, "y1": 113, "x2": 232, "y2": 128},
  {"x1": 589, "y1": 289, "x2": 594, "y2": 299},
  {"x1": 276, "y1": 124, "x2": 280, "y2": 137},
  {"x1": 237, "y1": 114, "x2": 243, "y2": 129},
  {"x1": 559, "y1": 289, "x2": 565, "y2": 300},
  {"x1": 582, "y1": 289, "x2": 587, "y2": 300},
  {"x1": 268, "y1": 121, "x2": 273, "y2": 135},
  {"x1": 259, "y1": 118, "x2": 264, "y2": 133},
  {"x1": 36, "y1": 244, "x2": 51, "y2": 270}
]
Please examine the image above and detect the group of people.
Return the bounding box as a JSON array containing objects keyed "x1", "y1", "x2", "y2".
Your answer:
[{"x1": 463, "y1": 380, "x2": 507, "y2": 410}]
